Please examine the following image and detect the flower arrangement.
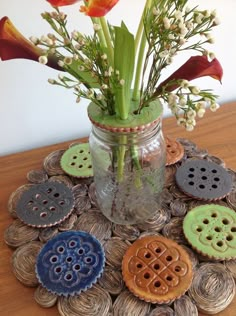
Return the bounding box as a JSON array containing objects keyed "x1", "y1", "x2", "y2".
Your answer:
[
  {"x1": 0, "y1": 0, "x2": 224, "y2": 224},
  {"x1": 0, "y1": 0, "x2": 223, "y2": 131}
]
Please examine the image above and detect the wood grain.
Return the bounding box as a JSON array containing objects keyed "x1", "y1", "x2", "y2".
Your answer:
[{"x1": 0, "y1": 102, "x2": 236, "y2": 316}]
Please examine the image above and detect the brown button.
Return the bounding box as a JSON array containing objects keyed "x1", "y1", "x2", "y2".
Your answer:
[
  {"x1": 165, "y1": 137, "x2": 184, "y2": 166},
  {"x1": 122, "y1": 235, "x2": 193, "y2": 304}
]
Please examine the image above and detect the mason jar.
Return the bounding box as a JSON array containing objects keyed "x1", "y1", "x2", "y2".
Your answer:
[{"x1": 89, "y1": 117, "x2": 166, "y2": 225}]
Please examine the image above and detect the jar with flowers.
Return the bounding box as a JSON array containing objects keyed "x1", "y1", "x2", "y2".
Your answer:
[{"x1": 0, "y1": 0, "x2": 223, "y2": 224}]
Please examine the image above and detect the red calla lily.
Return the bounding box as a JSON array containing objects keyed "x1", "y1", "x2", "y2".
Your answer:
[
  {"x1": 46, "y1": 0, "x2": 80, "y2": 6},
  {"x1": 0, "y1": 16, "x2": 61, "y2": 70},
  {"x1": 155, "y1": 55, "x2": 223, "y2": 95}
]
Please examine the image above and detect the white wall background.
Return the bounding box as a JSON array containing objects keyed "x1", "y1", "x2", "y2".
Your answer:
[{"x1": 0, "y1": 0, "x2": 235, "y2": 156}]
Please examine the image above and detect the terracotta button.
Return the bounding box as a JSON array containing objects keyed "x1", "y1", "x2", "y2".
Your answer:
[
  {"x1": 165, "y1": 137, "x2": 184, "y2": 166},
  {"x1": 122, "y1": 235, "x2": 193, "y2": 304}
]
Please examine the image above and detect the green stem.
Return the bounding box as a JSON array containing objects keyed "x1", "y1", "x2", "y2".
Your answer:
[
  {"x1": 117, "y1": 135, "x2": 127, "y2": 182},
  {"x1": 132, "y1": 0, "x2": 152, "y2": 101},
  {"x1": 134, "y1": 7, "x2": 145, "y2": 53},
  {"x1": 116, "y1": 88, "x2": 128, "y2": 120},
  {"x1": 131, "y1": 145, "x2": 142, "y2": 188},
  {"x1": 91, "y1": 17, "x2": 107, "y2": 48},
  {"x1": 132, "y1": 30, "x2": 147, "y2": 101},
  {"x1": 99, "y1": 17, "x2": 114, "y2": 66}
]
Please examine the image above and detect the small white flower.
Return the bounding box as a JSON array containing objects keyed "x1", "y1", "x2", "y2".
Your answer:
[
  {"x1": 209, "y1": 52, "x2": 215, "y2": 60},
  {"x1": 45, "y1": 38, "x2": 53, "y2": 46},
  {"x1": 179, "y1": 96, "x2": 187, "y2": 106},
  {"x1": 185, "y1": 6, "x2": 191, "y2": 13},
  {"x1": 179, "y1": 37, "x2": 186, "y2": 45},
  {"x1": 197, "y1": 101, "x2": 206, "y2": 109},
  {"x1": 195, "y1": 13, "x2": 204, "y2": 24},
  {"x1": 38, "y1": 56, "x2": 48, "y2": 65},
  {"x1": 168, "y1": 34, "x2": 175, "y2": 40},
  {"x1": 211, "y1": 9, "x2": 217, "y2": 18},
  {"x1": 210, "y1": 103, "x2": 220, "y2": 112},
  {"x1": 170, "y1": 105, "x2": 179, "y2": 115},
  {"x1": 213, "y1": 17, "x2": 221, "y2": 25},
  {"x1": 102, "y1": 84, "x2": 108, "y2": 90},
  {"x1": 96, "y1": 94, "x2": 103, "y2": 100},
  {"x1": 177, "y1": 117, "x2": 186, "y2": 126},
  {"x1": 120, "y1": 79, "x2": 125, "y2": 86},
  {"x1": 87, "y1": 89, "x2": 94, "y2": 98},
  {"x1": 163, "y1": 17, "x2": 170, "y2": 29},
  {"x1": 207, "y1": 37, "x2": 215, "y2": 44},
  {"x1": 64, "y1": 57, "x2": 73, "y2": 65},
  {"x1": 78, "y1": 65, "x2": 85, "y2": 71},
  {"x1": 108, "y1": 66, "x2": 113, "y2": 76},
  {"x1": 40, "y1": 35, "x2": 48, "y2": 43},
  {"x1": 71, "y1": 30, "x2": 79, "y2": 40},
  {"x1": 204, "y1": 10, "x2": 211, "y2": 18},
  {"x1": 115, "y1": 70, "x2": 120, "y2": 76},
  {"x1": 179, "y1": 26, "x2": 188, "y2": 36},
  {"x1": 93, "y1": 23, "x2": 101, "y2": 31},
  {"x1": 159, "y1": 50, "x2": 169, "y2": 58},
  {"x1": 187, "y1": 118, "x2": 196, "y2": 126},
  {"x1": 168, "y1": 93, "x2": 178, "y2": 106},
  {"x1": 58, "y1": 60, "x2": 64, "y2": 67},
  {"x1": 187, "y1": 109, "x2": 196, "y2": 119},
  {"x1": 152, "y1": 7, "x2": 159, "y2": 16},
  {"x1": 186, "y1": 21, "x2": 193, "y2": 30},
  {"x1": 59, "y1": 12, "x2": 66, "y2": 20},
  {"x1": 58, "y1": 73, "x2": 65, "y2": 80},
  {"x1": 180, "y1": 80, "x2": 189, "y2": 89},
  {"x1": 29, "y1": 36, "x2": 38, "y2": 44},
  {"x1": 197, "y1": 108, "x2": 206, "y2": 118},
  {"x1": 101, "y1": 54, "x2": 107, "y2": 60},
  {"x1": 186, "y1": 123, "x2": 194, "y2": 131},
  {"x1": 174, "y1": 10, "x2": 183, "y2": 20},
  {"x1": 166, "y1": 57, "x2": 173, "y2": 65},
  {"x1": 190, "y1": 86, "x2": 201, "y2": 95},
  {"x1": 48, "y1": 79, "x2": 56, "y2": 84}
]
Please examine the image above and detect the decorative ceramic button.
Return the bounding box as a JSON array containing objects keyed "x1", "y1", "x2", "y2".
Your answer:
[
  {"x1": 165, "y1": 137, "x2": 184, "y2": 166},
  {"x1": 175, "y1": 159, "x2": 233, "y2": 200},
  {"x1": 122, "y1": 235, "x2": 193, "y2": 304},
  {"x1": 16, "y1": 182, "x2": 74, "y2": 227},
  {"x1": 36, "y1": 231, "x2": 105, "y2": 296},
  {"x1": 183, "y1": 204, "x2": 236, "y2": 260},
  {"x1": 60, "y1": 143, "x2": 93, "y2": 178}
]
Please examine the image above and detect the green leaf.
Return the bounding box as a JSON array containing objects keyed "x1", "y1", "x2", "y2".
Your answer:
[
  {"x1": 114, "y1": 23, "x2": 135, "y2": 119},
  {"x1": 68, "y1": 60, "x2": 100, "y2": 89}
]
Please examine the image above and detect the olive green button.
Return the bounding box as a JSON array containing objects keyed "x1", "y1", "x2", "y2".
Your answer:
[
  {"x1": 60, "y1": 143, "x2": 93, "y2": 178},
  {"x1": 183, "y1": 204, "x2": 236, "y2": 260}
]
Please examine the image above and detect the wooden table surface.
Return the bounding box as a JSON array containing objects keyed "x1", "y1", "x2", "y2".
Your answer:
[{"x1": 0, "y1": 102, "x2": 236, "y2": 316}]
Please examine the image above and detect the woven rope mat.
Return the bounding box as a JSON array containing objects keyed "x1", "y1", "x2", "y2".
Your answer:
[{"x1": 4, "y1": 138, "x2": 236, "y2": 316}]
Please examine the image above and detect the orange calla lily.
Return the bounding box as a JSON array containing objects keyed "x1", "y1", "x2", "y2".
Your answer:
[
  {"x1": 155, "y1": 55, "x2": 223, "y2": 95},
  {"x1": 0, "y1": 16, "x2": 61, "y2": 70},
  {"x1": 47, "y1": 0, "x2": 119, "y2": 17},
  {"x1": 80, "y1": 0, "x2": 119, "y2": 17}
]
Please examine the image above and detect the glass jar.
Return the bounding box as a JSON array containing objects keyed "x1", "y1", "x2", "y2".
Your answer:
[{"x1": 89, "y1": 119, "x2": 166, "y2": 225}]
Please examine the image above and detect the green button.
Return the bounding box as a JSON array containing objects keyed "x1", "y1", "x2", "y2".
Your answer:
[
  {"x1": 60, "y1": 143, "x2": 93, "y2": 178},
  {"x1": 183, "y1": 204, "x2": 236, "y2": 260}
]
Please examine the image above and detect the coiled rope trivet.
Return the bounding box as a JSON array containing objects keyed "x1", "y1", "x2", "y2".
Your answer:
[{"x1": 4, "y1": 138, "x2": 236, "y2": 315}]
